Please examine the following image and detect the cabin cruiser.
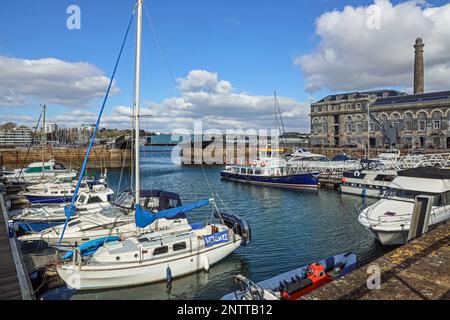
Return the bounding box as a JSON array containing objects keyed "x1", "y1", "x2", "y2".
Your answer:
[
  {"x1": 340, "y1": 160, "x2": 397, "y2": 198},
  {"x1": 19, "y1": 180, "x2": 94, "y2": 204},
  {"x1": 12, "y1": 186, "x2": 114, "y2": 233},
  {"x1": 371, "y1": 149, "x2": 401, "y2": 169},
  {"x1": 358, "y1": 167, "x2": 450, "y2": 245},
  {"x1": 2, "y1": 160, "x2": 77, "y2": 184},
  {"x1": 221, "y1": 157, "x2": 319, "y2": 189},
  {"x1": 19, "y1": 190, "x2": 188, "y2": 248},
  {"x1": 286, "y1": 149, "x2": 361, "y2": 172},
  {"x1": 25, "y1": 173, "x2": 78, "y2": 193}
]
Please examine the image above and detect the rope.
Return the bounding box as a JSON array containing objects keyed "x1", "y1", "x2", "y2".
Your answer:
[{"x1": 56, "y1": 4, "x2": 137, "y2": 252}]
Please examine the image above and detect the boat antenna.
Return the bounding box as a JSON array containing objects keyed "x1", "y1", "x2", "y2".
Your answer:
[{"x1": 56, "y1": 3, "x2": 137, "y2": 251}]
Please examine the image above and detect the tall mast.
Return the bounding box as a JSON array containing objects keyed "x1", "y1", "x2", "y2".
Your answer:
[
  {"x1": 134, "y1": 0, "x2": 143, "y2": 206},
  {"x1": 42, "y1": 104, "x2": 46, "y2": 177}
]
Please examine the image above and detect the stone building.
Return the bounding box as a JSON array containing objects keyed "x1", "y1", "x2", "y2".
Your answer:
[{"x1": 310, "y1": 38, "x2": 450, "y2": 150}]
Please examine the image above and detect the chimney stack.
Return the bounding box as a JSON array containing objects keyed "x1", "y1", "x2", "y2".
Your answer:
[{"x1": 414, "y1": 38, "x2": 425, "y2": 95}]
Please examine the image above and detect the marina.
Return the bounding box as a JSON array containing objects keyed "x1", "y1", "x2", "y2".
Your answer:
[{"x1": 0, "y1": 0, "x2": 449, "y2": 307}]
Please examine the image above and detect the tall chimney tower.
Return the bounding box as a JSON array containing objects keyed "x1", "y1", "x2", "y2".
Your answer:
[{"x1": 414, "y1": 37, "x2": 425, "y2": 95}]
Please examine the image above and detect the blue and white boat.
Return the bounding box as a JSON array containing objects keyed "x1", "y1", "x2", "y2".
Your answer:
[{"x1": 221, "y1": 157, "x2": 319, "y2": 189}]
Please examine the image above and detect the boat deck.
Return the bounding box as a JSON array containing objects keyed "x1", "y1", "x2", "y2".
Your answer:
[{"x1": 302, "y1": 222, "x2": 450, "y2": 300}]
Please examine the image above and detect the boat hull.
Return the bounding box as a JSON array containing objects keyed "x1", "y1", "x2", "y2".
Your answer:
[
  {"x1": 220, "y1": 172, "x2": 319, "y2": 189},
  {"x1": 57, "y1": 240, "x2": 241, "y2": 290},
  {"x1": 340, "y1": 184, "x2": 387, "y2": 198},
  {"x1": 23, "y1": 194, "x2": 72, "y2": 204}
]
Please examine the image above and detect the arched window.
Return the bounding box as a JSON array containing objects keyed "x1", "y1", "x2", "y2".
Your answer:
[
  {"x1": 432, "y1": 111, "x2": 443, "y2": 131},
  {"x1": 405, "y1": 112, "x2": 414, "y2": 132},
  {"x1": 418, "y1": 112, "x2": 427, "y2": 131}
]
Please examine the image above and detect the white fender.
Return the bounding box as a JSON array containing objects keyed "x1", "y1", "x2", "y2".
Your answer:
[{"x1": 202, "y1": 254, "x2": 210, "y2": 272}]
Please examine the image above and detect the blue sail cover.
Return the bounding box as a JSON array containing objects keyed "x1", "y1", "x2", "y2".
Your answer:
[{"x1": 135, "y1": 199, "x2": 210, "y2": 228}]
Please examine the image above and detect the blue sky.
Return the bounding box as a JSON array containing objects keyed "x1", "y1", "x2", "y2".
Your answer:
[{"x1": 0, "y1": 0, "x2": 449, "y2": 132}]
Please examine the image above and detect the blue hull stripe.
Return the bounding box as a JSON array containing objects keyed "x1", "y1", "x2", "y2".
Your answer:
[{"x1": 220, "y1": 172, "x2": 319, "y2": 189}]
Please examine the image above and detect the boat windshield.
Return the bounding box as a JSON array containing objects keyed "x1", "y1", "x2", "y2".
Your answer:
[
  {"x1": 100, "y1": 206, "x2": 126, "y2": 218},
  {"x1": 387, "y1": 188, "x2": 445, "y2": 206},
  {"x1": 77, "y1": 194, "x2": 87, "y2": 205},
  {"x1": 113, "y1": 192, "x2": 134, "y2": 209}
]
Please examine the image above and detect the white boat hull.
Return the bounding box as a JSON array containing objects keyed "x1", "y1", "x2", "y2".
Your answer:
[
  {"x1": 57, "y1": 240, "x2": 241, "y2": 290},
  {"x1": 340, "y1": 185, "x2": 386, "y2": 198}
]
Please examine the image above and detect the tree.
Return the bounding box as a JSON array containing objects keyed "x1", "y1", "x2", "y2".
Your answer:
[{"x1": 0, "y1": 122, "x2": 18, "y2": 130}]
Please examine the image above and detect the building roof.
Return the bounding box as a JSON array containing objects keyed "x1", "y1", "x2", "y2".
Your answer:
[
  {"x1": 315, "y1": 89, "x2": 405, "y2": 104},
  {"x1": 372, "y1": 90, "x2": 450, "y2": 106}
]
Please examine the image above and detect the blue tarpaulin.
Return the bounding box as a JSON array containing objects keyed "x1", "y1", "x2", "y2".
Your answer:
[{"x1": 135, "y1": 199, "x2": 210, "y2": 228}]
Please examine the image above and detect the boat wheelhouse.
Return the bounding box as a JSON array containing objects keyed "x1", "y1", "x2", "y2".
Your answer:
[
  {"x1": 340, "y1": 160, "x2": 397, "y2": 198},
  {"x1": 358, "y1": 167, "x2": 450, "y2": 245},
  {"x1": 3, "y1": 160, "x2": 76, "y2": 184}
]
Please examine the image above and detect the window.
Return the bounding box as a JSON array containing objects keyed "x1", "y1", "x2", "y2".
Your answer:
[
  {"x1": 346, "y1": 123, "x2": 352, "y2": 133},
  {"x1": 405, "y1": 121, "x2": 412, "y2": 132},
  {"x1": 419, "y1": 120, "x2": 426, "y2": 131},
  {"x1": 433, "y1": 120, "x2": 441, "y2": 131},
  {"x1": 356, "y1": 103, "x2": 361, "y2": 109},
  {"x1": 173, "y1": 242, "x2": 187, "y2": 251},
  {"x1": 153, "y1": 246, "x2": 169, "y2": 256}
]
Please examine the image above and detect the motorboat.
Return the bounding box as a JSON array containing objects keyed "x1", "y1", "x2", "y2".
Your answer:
[
  {"x1": 358, "y1": 167, "x2": 450, "y2": 245},
  {"x1": 221, "y1": 157, "x2": 319, "y2": 189},
  {"x1": 25, "y1": 173, "x2": 78, "y2": 192},
  {"x1": 286, "y1": 149, "x2": 361, "y2": 172},
  {"x1": 12, "y1": 185, "x2": 114, "y2": 233},
  {"x1": 3, "y1": 160, "x2": 77, "y2": 184},
  {"x1": 340, "y1": 160, "x2": 397, "y2": 198},
  {"x1": 19, "y1": 180, "x2": 93, "y2": 204},
  {"x1": 221, "y1": 252, "x2": 357, "y2": 300}
]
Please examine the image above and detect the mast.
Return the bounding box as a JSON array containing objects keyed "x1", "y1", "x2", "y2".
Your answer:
[
  {"x1": 41, "y1": 104, "x2": 47, "y2": 177},
  {"x1": 367, "y1": 103, "x2": 370, "y2": 159},
  {"x1": 134, "y1": 0, "x2": 143, "y2": 206}
]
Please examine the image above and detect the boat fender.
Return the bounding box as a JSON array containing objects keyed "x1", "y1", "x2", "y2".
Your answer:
[
  {"x1": 202, "y1": 254, "x2": 210, "y2": 272},
  {"x1": 166, "y1": 266, "x2": 172, "y2": 283}
]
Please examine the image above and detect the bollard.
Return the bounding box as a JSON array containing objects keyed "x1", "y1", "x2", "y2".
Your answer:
[{"x1": 8, "y1": 220, "x2": 14, "y2": 238}]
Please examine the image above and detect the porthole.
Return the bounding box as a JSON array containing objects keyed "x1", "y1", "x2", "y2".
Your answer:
[{"x1": 116, "y1": 256, "x2": 120, "y2": 261}]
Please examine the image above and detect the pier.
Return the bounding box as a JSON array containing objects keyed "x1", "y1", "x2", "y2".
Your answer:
[
  {"x1": 302, "y1": 222, "x2": 450, "y2": 300},
  {"x1": 0, "y1": 187, "x2": 34, "y2": 300}
]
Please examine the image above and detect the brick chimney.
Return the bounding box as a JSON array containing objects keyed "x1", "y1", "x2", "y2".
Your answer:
[{"x1": 413, "y1": 38, "x2": 425, "y2": 95}]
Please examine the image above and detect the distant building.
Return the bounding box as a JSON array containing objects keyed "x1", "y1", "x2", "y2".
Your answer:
[
  {"x1": 146, "y1": 133, "x2": 183, "y2": 146},
  {"x1": 0, "y1": 127, "x2": 32, "y2": 146},
  {"x1": 310, "y1": 38, "x2": 450, "y2": 150},
  {"x1": 80, "y1": 124, "x2": 96, "y2": 131},
  {"x1": 45, "y1": 123, "x2": 57, "y2": 134}
]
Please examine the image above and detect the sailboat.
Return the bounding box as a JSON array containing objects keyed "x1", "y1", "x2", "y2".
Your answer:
[{"x1": 56, "y1": 0, "x2": 250, "y2": 290}]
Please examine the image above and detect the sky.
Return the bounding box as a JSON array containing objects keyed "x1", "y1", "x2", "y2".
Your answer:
[{"x1": 0, "y1": 0, "x2": 449, "y2": 133}]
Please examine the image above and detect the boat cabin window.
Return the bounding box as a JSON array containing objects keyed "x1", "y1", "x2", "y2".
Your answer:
[
  {"x1": 88, "y1": 196, "x2": 103, "y2": 204},
  {"x1": 173, "y1": 242, "x2": 187, "y2": 251},
  {"x1": 54, "y1": 163, "x2": 66, "y2": 170},
  {"x1": 374, "y1": 174, "x2": 396, "y2": 182},
  {"x1": 100, "y1": 206, "x2": 126, "y2": 218},
  {"x1": 68, "y1": 221, "x2": 81, "y2": 227},
  {"x1": 77, "y1": 195, "x2": 87, "y2": 204},
  {"x1": 153, "y1": 246, "x2": 169, "y2": 256}
]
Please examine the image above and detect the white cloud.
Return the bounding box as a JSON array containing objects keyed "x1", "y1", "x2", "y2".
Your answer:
[
  {"x1": 0, "y1": 55, "x2": 120, "y2": 107},
  {"x1": 24, "y1": 70, "x2": 310, "y2": 132},
  {"x1": 294, "y1": 0, "x2": 450, "y2": 93}
]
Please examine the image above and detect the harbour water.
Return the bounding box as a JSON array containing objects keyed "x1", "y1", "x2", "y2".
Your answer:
[{"x1": 44, "y1": 146, "x2": 386, "y2": 300}]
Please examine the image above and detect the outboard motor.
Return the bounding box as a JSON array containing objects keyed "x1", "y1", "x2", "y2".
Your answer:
[{"x1": 216, "y1": 212, "x2": 251, "y2": 246}]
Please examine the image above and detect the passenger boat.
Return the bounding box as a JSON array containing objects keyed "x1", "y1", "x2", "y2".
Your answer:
[
  {"x1": 12, "y1": 185, "x2": 114, "y2": 233},
  {"x1": 2, "y1": 160, "x2": 77, "y2": 184},
  {"x1": 221, "y1": 157, "x2": 319, "y2": 189},
  {"x1": 54, "y1": 0, "x2": 251, "y2": 291},
  {"x1": 340, "y1": 160, "x2": 397, "y2": 198},
  {"x1": 221, "y1": 252, "x2": 357, "y2": 300},
  {"x1": 358, "y1": 167, "x2": 450, "y2": 245}
]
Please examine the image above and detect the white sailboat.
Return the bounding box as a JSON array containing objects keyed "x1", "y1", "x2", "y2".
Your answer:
[{"x1": 56, "y1": 0, "x2": 250, "y2": 290}]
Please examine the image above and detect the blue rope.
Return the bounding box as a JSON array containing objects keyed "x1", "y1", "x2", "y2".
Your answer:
[{"x1": 57, "y1": 6, "x2": 136, "y2": 249}]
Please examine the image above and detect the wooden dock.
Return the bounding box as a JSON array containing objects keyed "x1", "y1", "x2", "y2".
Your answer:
[
  {"x1": 302, "y1": 222, "x2": 450, "y2": 300},
  {"x1": 0, "y1": 189, "x2": 34, "y2": 300}
]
